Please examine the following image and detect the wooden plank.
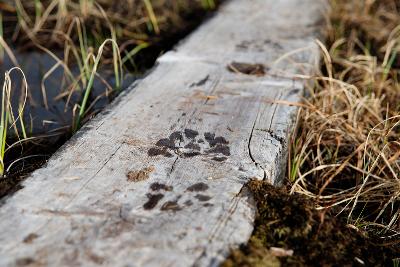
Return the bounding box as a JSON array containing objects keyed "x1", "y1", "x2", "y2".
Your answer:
[{"x1": 0, "y1": 0, "x2": 325, "y2": 266}]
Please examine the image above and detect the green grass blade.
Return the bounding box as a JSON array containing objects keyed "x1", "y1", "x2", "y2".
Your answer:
[
  {"x1": 143, "y1": 0, "x2": 160, "y2": 34},
  {"x1": 74, "y1": 39, "x2": 121, "y2": 132}
]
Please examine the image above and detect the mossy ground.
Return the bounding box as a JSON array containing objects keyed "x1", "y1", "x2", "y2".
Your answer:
[{"x1": 222, "y1": 180, "x2": 399, "y2": 267}]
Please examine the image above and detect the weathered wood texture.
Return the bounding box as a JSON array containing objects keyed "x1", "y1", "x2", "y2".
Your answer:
[{"x1": 0, "y1": 0, "x2": 325, "y2": 266}]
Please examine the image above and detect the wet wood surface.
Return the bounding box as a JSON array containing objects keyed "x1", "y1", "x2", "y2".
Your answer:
[{"x1": 0, "y1": 0, "x2": 325, "y2": 266}]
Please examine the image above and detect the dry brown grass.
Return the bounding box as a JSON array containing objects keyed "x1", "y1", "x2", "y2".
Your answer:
[
  {"x1": 1, "y1": 0, "x2": 214, "y2": 51},
  {"x1": 290, "y1": 0, "x2": 400, "y2": 242}
]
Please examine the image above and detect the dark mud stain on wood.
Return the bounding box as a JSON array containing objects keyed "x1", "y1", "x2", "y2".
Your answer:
[
  {"x1": 160, "y1": 201, "x2": 182, "y2": 212},
  {"x1": 184, "y1": 129, "x2": 199, "y2": 139},
  {"x1": 194, "y1": 194, "x2": 212, "y2": 202},
  {"x1": 264, "y1": 39, "x2": 284, "y2": 49},
  {"x1": 23, "y1": 233, "x2": 39, "y2": 244},
  {"x1": 126, "y1": 166, "x2": 155, "y2": 182},
  {"x1": 147, "y1": 131, "x2": 184, "y2": 156},
  {"x1": 190, "y1": 75, "x2": 209, "y2": 87},
  {"x1": 236, "y1": 39, "x2": 283, "y2": 52},
  {"x1": 206, "y1": 145, "x2": 230, "y2": 156},
  {"x1": 169, "y1": 131, "x2": 184, "y2": 142},
  {"x1": 204, "y1": 132, "x2": 229, "y2": 147},
  {"x1": 156, "y1": 138, "x2": 176, "y2": 149},
  {"x1": 204, "y1": 132, "x2": 230, "y2": 157},
  {"x1": 184, "y1": 142, "x2": 200, "y2": 151},
  {"x1": 212, "y1": 156, "x2": 228, "y2": 162},
  {"x1": 150, "y1": 182, "x2": 173, "y2": 192},
  {"x1": 183, "y1": 151, "x2": 202, "y2": 158},
  {"x1": 156, "y1": 131, "x2": 183, "y2": 147},
  {"x1": 147, "y1": 129, "x2": 231, "y2": 160},
  {"x1": 186, "y1": 182, "x2": 209, "y2": 192},
  {"x1": 16, "y1": 257, "x2": 36, "y2": 267},
  {"x1": 147, "y1": 147, "x2": 173, "y2": 157},
  {"x1": 288, "y1": 88, "x2": 300, "y2": 96},
  {"x1": 184, "y1": 200, "x2": 193, "y2": 206},
  {"x1": 143, "y1": 193, "x2": 164, "y2": 210},
  {"x1": 227, "y1": 62, "x2": 266, "y2": 76}
]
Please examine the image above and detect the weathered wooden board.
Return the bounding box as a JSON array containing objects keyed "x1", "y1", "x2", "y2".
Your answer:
[{"x1": 0, "y1": 0, "x2": 325, "y2": 266}]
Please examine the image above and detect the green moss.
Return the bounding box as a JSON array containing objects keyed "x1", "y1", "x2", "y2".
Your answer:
[
  {"x1": 223, "y1": 181, "x2": 399, "y2": 267},
  {"x1": 221, "y1": 237, "x2": 280, "y2": 267}
]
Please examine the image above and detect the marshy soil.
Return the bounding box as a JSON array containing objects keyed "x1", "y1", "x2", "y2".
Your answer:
[
  {"x1": 0, "y1": 141, "x2": 59, "y2": 199},
  {"x1": 222, "y1": 180, "x2": 400, "y2": 267},
  {"x1": 0, "y1": 1, "x2": 222, "y2": 198}
]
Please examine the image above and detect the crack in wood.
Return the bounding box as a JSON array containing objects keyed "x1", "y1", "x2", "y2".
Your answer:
[
  {"x1": 255, "y1": 128, "x2": 285, "y2": 145},
  {"x1": 247, "y1": 99, "x2": 267, "y2": 180},
  {"x1": 67, "y1": 142, "x2": 124, "y2": 205}
]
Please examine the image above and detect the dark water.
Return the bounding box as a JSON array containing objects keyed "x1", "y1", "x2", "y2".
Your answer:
[{"x1": 0, "y1": 50, "x2": 137, "y2": 138}]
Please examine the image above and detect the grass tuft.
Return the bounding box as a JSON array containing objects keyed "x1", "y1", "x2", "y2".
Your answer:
[
  {"x1": 290, "y1": 0, "x2": 400, "y2": 241},
  {"x1": 0, "y1": 67, "x2": 27, "y2": 176},
  {"x1": 74, "y1": 38, "x2": 122, "y2": 132}
]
